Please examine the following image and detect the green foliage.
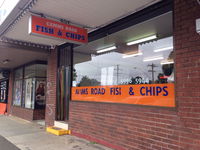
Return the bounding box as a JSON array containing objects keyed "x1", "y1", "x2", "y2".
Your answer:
[
  {"x1": 73, "y1": 68, "x2": 77, "y2": 81},
  {"x1": 77, "y1": 76, "x2": 100, "y2": 87}
]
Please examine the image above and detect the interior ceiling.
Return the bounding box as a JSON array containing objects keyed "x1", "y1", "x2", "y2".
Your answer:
[
  {"x1": 32, "y1": 0, "x2": 161, "y2": 29},
  {"x1": 3, "y1": 0, "x2": 161, "y2": 46},
  {"x1": 0, "y1": 46, "x2": 48, "y2": 69},
  {"x1": 74, "y1": 12, "x2": 173, "y2": 54}
]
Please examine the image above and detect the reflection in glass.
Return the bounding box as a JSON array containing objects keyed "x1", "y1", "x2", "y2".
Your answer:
[
  {"x1": 25, "y1": 64, "x2": 47, "y2": 78},
  {"x1": 13, "y1": 63, "x2": 47, "y2": 109},
  {"x1": 24, "y1": 78, "x2": 34, "y2": 109},
  {"x1": 73, "y1": 36, "x2": 174, "y2": 87},
  {"x1": 13, "y1": 80, "x2": 22, "y2": 106}
]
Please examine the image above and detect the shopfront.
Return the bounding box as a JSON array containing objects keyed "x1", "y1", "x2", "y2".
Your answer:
[
  {"x1": 64, "y1": 10, "x2": 177, "y2": 149},
  {"x1": 66, "y1": 1, "x2": 200, "y2": 148},
  {"x1": 2, "y1": 0, "x2": 200, "y2": 149},
  {"x1": 11, "y1": 61, "x2": 47, "y2": 120},
  {"x1": 72, "y1": 12, "x2": 174, "y2": 107}
]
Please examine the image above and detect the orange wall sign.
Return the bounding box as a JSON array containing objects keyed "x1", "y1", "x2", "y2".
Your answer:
[
  {"x1": 29, "y1": 15, "x2": 88, "y2": 44},
  {"x1": 71, "y1": 83, "x2": 175, "y2": 107}
]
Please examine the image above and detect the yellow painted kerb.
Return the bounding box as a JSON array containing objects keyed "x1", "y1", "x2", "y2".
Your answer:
[{"x1": 46, "y1": 126, "x2": 71, "y2": 136}]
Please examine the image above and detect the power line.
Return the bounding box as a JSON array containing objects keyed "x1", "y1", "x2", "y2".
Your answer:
[{"x1": 148, "y1": 63, "x2": 158, "y2": 83}]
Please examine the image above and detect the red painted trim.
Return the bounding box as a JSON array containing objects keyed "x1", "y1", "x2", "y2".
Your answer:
[{"x1": 72, "y1": 131, "x2": 126, "y2": 150}]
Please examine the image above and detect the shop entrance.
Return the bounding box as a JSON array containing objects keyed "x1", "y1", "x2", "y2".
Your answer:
[
  {"x1": 11, "y1": 61, "x2": 47, "y2": 121},
  {"x1": 57, "y1": 44, "x2": 73, "y2": 121}
]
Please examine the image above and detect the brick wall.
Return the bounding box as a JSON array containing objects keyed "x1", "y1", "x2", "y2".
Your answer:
[
  {"x1": 33, "y1": 109, "x2": 45, "y2": 120},
  {"x1": 174, "y1": 0, "x2": 200, "y2": 147},
  {"x1": 9, "y1": 106, "x2": 45, "y2": 121},
  {"x1": 10, "y1": 106, "x2": 34, "y2": 121},
  {"x1": 69, "y1": 1, "x2": 200, "y2": 150},
  {"x1": 45, "y1": 48, "x2": 58, "y2": 126}
]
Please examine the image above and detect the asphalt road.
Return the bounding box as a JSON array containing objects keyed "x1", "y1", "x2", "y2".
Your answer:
[{"x1": 0, "y1": 135, "x2": 20, "y2": 150}]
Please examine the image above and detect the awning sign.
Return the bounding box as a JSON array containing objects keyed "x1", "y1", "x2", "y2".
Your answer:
[
  {"x1": 71, "y1": 83, "x2": 175, "y2": 107},
  {"x1": 29, "y1": 15, "x2": 88, "y2": 44}
]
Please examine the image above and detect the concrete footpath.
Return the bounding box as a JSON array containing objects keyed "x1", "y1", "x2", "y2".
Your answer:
[{"x1": 0, "y1": 115, "x2": 112, "y2": 150}]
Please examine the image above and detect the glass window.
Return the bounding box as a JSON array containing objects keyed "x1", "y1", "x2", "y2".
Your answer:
[
  {"x1": 73, "y1": 36, "x2": 174, "y2": 87},
  {"x1": 25, "y1": 64, "x2": 47, "y2": 78},
  {"x1": 14, "y1": 68, "x2": 23, "y2": 80},
  {"x1": 35, "y1": 64, "x2": 47, "y2": 77},
  {"x1": 35, "y1": 79, "x2": 46, "y2": 109},
  {"x1": 24, "y1": 78, "x2": 34, "y2": 109},
  {"x1": 13, "y1": 68, "x2": 23, "y2": 106},
  {"x1": 24, "y1": 65, "x2": 35, "y2": 78},
  {"x1": 13, "y1": 80, "x2": 22, "y2": 106},
  {"x1": 13, "y1": 63, "x2": 47, "y2": 109},
  {"x1": 72, "y1": 36, "x2": 175, "y2": 107}
]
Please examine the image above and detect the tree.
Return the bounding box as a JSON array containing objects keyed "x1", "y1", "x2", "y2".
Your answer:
[
  {"x1": 73, "y1": 68, "x2": 77, "y2": 81},
  {"x1": 77, "y1": 76, "x2": 100, "y2": 87}
]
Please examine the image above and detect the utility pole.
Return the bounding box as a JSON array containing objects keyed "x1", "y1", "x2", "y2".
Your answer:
[
  {"x1": 116, "y1": 65, "x2": 119, "y2": 84},
  {"x1": 148, "y1": 63, "x2": 157, "y2": 83},
  {"x1": 114, "y1": 65, "x2": 122, "y2": 84}
]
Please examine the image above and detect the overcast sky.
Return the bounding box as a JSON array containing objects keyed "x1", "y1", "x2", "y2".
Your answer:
[{"x1": 0, "y1": 0, "x2": 19, "y2": 24}]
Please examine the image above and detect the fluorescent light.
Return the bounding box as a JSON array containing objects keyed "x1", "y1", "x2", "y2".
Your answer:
[
  {"x1": 154, "y1": 46, "x2": 173, "y2": 52},
  {"x1": 143, "y1": 56, "x2": 164, "y2": 62},
  {"x1": 96, "y1": 46, "x2": 117, "y2": 53},
  {"x1": 127, "y1": 35, "x2": 157, "y2": 46},
  {"x1": 122, "y1": 52, "x2": 143, "y2": 58},
  {"x1": 160, "y1": 60, "x2": 174, "y2": 65}
]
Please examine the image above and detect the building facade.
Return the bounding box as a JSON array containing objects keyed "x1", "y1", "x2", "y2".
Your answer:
[{"x1": 0, "y1": 0, "x2": 200, "y2": 150}]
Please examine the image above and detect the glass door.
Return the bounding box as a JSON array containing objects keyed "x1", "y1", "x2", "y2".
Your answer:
[{"x1": 57, "y1": 43, "x2": 73, "y2": 121}]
